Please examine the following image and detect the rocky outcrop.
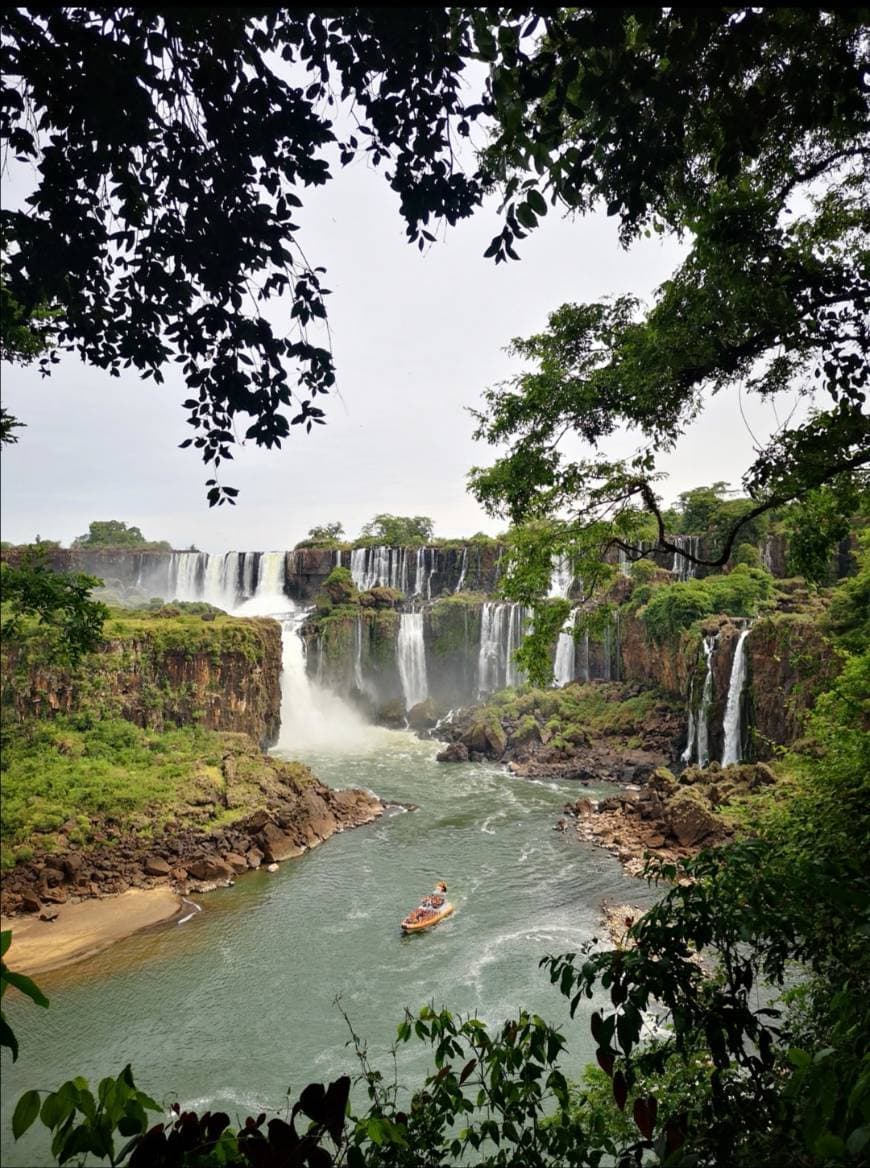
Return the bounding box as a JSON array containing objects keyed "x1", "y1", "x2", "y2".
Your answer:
[
  {"x1": 436, "y1": 682, "x2": 683, "y2": 780},
  {"x1": 3, "y1": 616, "x2": 283, "y2": 748},
  {"x1": 566, "y1": 761, "x2": 777, "y2": 876},
  {"x1": 746, "y1": 614, "x2": 842, "y2": 756},
  {"x1": 0, "y1": 732, "x2": 383, "y2": 915}
]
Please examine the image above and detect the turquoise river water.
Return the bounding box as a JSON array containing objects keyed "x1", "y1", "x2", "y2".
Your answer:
[{"x1": 2, "y1": 721, "x2": 653, "y2": 1166}]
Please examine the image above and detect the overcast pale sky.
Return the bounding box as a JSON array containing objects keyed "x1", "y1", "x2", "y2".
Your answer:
[{"x1": 1, "y1": 137, "x2": 803, "y2": 553}]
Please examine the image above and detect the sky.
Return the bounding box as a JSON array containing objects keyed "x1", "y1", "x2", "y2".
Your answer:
[{"x1": 1, "y1": 125, "x2": 806, "y2": 554}]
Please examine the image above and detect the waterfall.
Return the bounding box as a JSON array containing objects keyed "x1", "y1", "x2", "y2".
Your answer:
[
  {"x1": 672, "y1": 535, "x2": 700, "y2": 582},
  {"x1": 504, "y1": 604, "x2": 527, "y2": 688},
  {"x1": 275, "y1": 611, "x2": 371, "y2": 752},
  {"x1": 721, "y1": 628, "x2": 751, "y2": 766},
  {"x1": 172, "y1": 551, "x2": 207, "y2": 600},
  {"x1": 760, "y1": 536, "x2": 775, "y2": 574},
  {"x1": 478, "y1": 604, "x2": 500, "y2": 696},
  {"x1": 349, "y1": 547, "x2": 409, "y2": 593},
  {"x1": 477, "y1": 602, "x2": 528, "y2": 696},
  {"x1": 397, "y1": 612, "x2": 428, "y2": 709},
  {"x1": 352, "y1": 616, "x2": 367, "y2": 694},
  {"x1": 682, "y1": 634, "x2": 717, "y2": 765},
  {"x1": 414, "y1": 547, "x2": 433, "y2": 599},
  {"x1": 553, "y1": 611, "x2": 576, "y2": 686},
  {"x1": 455, "y1": 547, "x2": 468, "y2": 594},
  {"x1": 548, "y1": 554, "x2": 574, "y2": 598},
  {"x1": 617, "y1": 547, "x2": 632, "y2": 577}
]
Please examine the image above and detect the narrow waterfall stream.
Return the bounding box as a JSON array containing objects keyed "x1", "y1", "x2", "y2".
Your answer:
[
  {"x1": 554, "y1": 612, "x2": 577, "y2": 686},
  {"x1": 721, "y1": 628, "x2": 751, "y2": 765},
  {"x1": 682, "y1": 635, "x2": 717, "y2": 765},
  {"x1": 397, "y1": 612, "x2": 429, "y2": 709}
]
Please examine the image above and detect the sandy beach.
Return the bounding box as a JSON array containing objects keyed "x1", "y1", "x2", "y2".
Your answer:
[{"x1": 1, "y1": 887, "x2": 182, "y2": 976}]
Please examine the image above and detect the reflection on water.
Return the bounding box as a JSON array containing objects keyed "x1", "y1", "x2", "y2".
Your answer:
[{"x1": 2, "y1": 731, "x2": 651, "y2": 1166}]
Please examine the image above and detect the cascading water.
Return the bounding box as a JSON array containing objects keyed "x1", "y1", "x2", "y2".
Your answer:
[
  {"x1": 455, "y1": 547, "x2": 468, "y2": 594},
  {"x1": 478, "y1": 602, "x2": 528, "y2": 696},
  {"x1": 504, "y1": 604, "x2": 527, "y2": 688},
  {"x1": 548, "y1": 555, "x2": 574, "y2": 598},
  {"x1": 671, "y1": 535, "x2": 701, "y2": 582},
  {"x1": 414, "y1": 547, "x2": 433, "y2": 599},
  {"x1": 553, "y1": 611, "x2": 577, "y2": 686},
  {"x1": 349, "y1": 547, "x2": 409, "y2": 593},
  {"x1": 721, "y1": 627, "x2": 751, "y2": 765},
  {"x1": 397, "y1": 612, "x2": 428, "y2": 709},
  {"x1": 171, "y1": 551, "x2": 207, "y2": 601},
  {"x1": 682, "y1": 635, "x2": 717, "y2": 765}
]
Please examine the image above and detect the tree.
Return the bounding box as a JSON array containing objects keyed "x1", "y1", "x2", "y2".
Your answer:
[
  {"x1": 296, "y1": 522, "x2": 345, "y2": 548},
  {"x1": 71, "y1": 520, "x2": 170, "y2": 550},
  {"x1": 468, "y1": 7, "x2": 868, "y2": 596},
  {"x1": 0, "y1": 280, "x2": 60, "y2": 444},
  {"x1": 358, "y1": 514, "x2": 434, "y2": 546},
  {"x1": 1, "y1": 8, "x2": 486, "y2": 505},
  {"x1": 0, "y1": 547, "x2": 107, "y2": 664}
]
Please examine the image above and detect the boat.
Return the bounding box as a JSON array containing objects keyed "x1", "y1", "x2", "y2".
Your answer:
[{"x1": 401, "y1": 901, "x2": 454, "y2": 932}]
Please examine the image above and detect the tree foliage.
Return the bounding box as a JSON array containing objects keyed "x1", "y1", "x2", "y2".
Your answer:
[
  {"x1": 1, "y1": 8, "x2": 486, "y2": 504},
  {"x1": 0, "y1": 547, "x2": 107, "y2": 664},
  {"x1": 357, "y1": 514, "x2": 434, "y2": 546},
  {"x1": 71, "y1": 520, "x2": 170, "y2": 551},
  {"x1": 296, "y1": 522, "x2": 345, "y2": 549},
  {"x1": 469, "y1": 6, "x2": 869, "y2": 588}
]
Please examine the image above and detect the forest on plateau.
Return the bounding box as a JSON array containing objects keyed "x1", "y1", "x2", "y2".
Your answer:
[{"x1": 1, "y1": 7, "x2": 868, "y2": 1168}]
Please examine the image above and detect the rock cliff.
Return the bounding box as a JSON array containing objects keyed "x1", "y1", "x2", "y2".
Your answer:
[{"x1": 3, "y1": 613, "x2": 283, "y2": 748}]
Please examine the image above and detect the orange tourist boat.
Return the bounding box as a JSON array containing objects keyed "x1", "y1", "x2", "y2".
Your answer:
[
  {"x1": 401, "y1": 901, "x2": 454, "y2": 932},
  {"x1": 402, "y1": 881, "x2": 453, "y2": 932}
]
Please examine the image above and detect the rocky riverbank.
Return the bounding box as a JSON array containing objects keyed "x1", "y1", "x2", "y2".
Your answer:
[
  {"x1": 558, "y1": 761, "x2": 776, "y2": 876},
  {"x1": 0, "y1": 731, "x2": 383, "y2": 921}
]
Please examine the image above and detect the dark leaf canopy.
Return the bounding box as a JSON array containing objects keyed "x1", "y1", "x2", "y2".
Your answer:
[{"x1": 1, "y1": 7, "x2": 486, "y2": 502}]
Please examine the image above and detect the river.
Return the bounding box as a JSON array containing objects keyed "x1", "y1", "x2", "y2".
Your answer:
[
  {"x1": 1, "y1": 731, "x2": 653, "y2": 1166},
  {"x1": 2, "y1": 595, "x2": 652, "y2": 1166}
]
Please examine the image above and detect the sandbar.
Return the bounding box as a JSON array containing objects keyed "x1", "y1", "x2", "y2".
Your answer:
[{"x1": 1, "y1": 887, "x2": 182, "y2": 975}]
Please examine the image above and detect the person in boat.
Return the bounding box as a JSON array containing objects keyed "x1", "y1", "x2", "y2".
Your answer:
[{"x1": 420, "y1": 881, "x2": 448, "y2": 912}]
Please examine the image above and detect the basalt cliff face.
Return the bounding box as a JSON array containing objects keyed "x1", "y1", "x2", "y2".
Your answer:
[
  {"x1": 3, "y1": 616, "x2": 283, "y2": 749},
  {"x1": 618, "y1": 610, "x2": 839, "y2": 760}
]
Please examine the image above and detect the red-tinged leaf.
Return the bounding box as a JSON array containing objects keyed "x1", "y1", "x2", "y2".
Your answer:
[
  {"x1": 590, "y1": 1011, "x2": 604, "y2": 1044},
  {"x1": 613, "y1": 1071, "x2": 628, "y2": 1111},
  {"x1": 633, "y1": 1095, "x2": 657, "y2": 1140},
  {"x1": 596, "y1": 1048, "x2": 614, "y2": 1077},
  {"x1": 665, "y1": 1117, "x2": 686, "y2": 1154},
  {"x1": 459, "y1": 1059, "x2": 477, "y2": 1085}
]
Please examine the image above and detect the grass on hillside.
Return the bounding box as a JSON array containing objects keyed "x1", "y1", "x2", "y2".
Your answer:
[{"x1": 0, "y1": 717, "x2": 238, "y2": 867}]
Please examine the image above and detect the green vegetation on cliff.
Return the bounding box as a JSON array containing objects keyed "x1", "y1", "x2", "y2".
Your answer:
[
  {"x1": 0, "y1": 719, "x2": 311, "y2": 869},
  {"x1": 486, "y1": 681, "x2": 675, "y2": 751},
  {"x1": 71, "y1": 520, "x2": 172, "y2": 552},
  {"x1": 631, "y1": 565, "x2": 778, "y2": 644}
]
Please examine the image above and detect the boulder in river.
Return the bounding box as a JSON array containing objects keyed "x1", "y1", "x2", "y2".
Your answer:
[{"x1": 436, "y1": 742, "x2": 469, "y2": 763}]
